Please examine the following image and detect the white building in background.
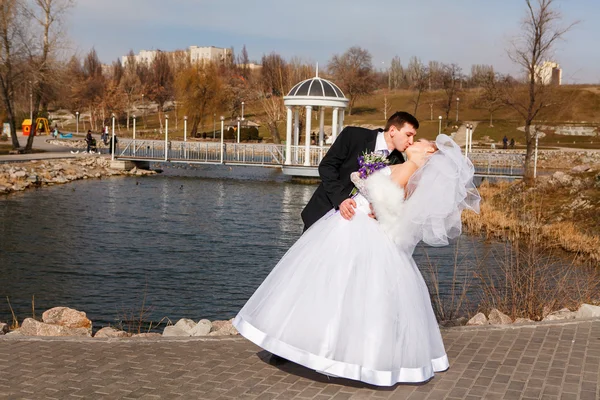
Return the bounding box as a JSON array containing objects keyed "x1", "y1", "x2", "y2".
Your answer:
[
  {"x1": 189, "y1": 46, "x2": 231, "y2": 63},
  {"x1": 122, "y1": 46, "x2": 232, "y2": 67},
  {"x1": 534, "y1": 61, "x2": 562, "y2": 85}
]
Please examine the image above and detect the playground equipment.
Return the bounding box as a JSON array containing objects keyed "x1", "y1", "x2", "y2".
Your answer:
[{"x1": 22, "y1": 118, "x2": 50, "y2": 136}]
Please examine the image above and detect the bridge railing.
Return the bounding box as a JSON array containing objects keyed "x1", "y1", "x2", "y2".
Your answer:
[{"x1": 116, "y1": 140, "x2": 525, "y2": 176}]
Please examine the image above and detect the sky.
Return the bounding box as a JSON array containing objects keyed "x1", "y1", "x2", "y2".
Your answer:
[{"x1": 65, "y1": 0, "x2": 600, "y2": 84}]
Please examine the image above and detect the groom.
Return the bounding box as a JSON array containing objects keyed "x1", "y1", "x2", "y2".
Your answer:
[{"x1": 301, "y1": 111, "x2": 419, "y2": 231}]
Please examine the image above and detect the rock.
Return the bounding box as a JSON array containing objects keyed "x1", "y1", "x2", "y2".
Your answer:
[
  {"x1": 571, "y1": 164, "x2": 591, "y2": 173},
  {"x1": 190, "y1": 319, "x2": 212, "y2": 336},
  {"x1": 20, "y1": 318, "x2": 91, "y2": 337},
  {"x1": 13, "y1": 171, "x2": 26, "y2": 178},
  {"x1": 132, "y1": 333, "x2": 162, "y2": 338},
  {"x1": 42, "y1": 307, "x2": 92, "y2": 329},
  {"x1": 467, "y1": 312, "x2": 489, "y2": 326},
  {"x1": 514, "y1": 317, "x2": 534, "y2": 324},
  {"x1": 207, "y1": 319, "x2": 238, "y2": 336},
  {"x1": 5, "y1": 329, "x2": 22, "y2": 336},
  {"x1": 552, "y1": 171, "x2": 573, "y2": 185},
  {"x1": 210, "y1": 320, "x2": 230, "y2": 332},
  {"x1": 162, "y1": 325, "x2": 190, "y2": 337},
  {"x1": 543, "y1": 308, "x2": 576, "y2": 321},
  {"x1": 0, "y1": 322, "x2": 8, "y2": 334},
  {"x1": 94, "y1": 327, "x2": 130, "y2": 338},
  {"x1": 488, "y1": 309, "x2": 512, "y2": 325},
  {"x1": 576, "y1": 304, "x2": 600, "y2": 319},
  {"x1": 174, "y1": 318, "x2": 197, "y2": 334}
]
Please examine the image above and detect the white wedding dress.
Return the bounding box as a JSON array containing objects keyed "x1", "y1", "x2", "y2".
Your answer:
[{"x1": 233, "y1": 135, "x2": 480, "y2": 386}]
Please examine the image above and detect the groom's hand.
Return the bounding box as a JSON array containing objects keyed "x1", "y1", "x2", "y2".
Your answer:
[
  {"x1": 339, "y1": 198, "x2": 357, "y2": 220},
  {"x1": 368, "y1": 204, "x2": 377, "y2": 220}
]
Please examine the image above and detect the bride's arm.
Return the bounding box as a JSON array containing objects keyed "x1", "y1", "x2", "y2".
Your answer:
[{"x1": 388, "y1": 161, "x2": 419, "y2": 188}]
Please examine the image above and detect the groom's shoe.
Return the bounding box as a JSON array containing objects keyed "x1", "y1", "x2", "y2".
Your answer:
[{"x1": 269, "y1": 353, "x2": 288, "y2": 365}]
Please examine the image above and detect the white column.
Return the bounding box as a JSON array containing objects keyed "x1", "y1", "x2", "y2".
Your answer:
[
  {"x1": 164, "y1": 115, "x2": 169, "y2": 161},
  {"x1": 285, "y1": 106, "x2": 293, "y2": 165},
  {"x1": 319, "y1": 107, "x2": 325, "y2": 146},
  {"x1": 294, "y1": 108, "x2": 300, "y2": 163},
  {"x1": 304, "y1": 106, "x2": 312, "y2": 166},
  {"x1": 331, "y1": 107, "x2": 339, "y2": 142},
  {"x1": 132, "y1": 115, "x2": 136, "y2": 155},
  {"x1": 338, "y1": 109, "x2": 345, "y2": 134},
  {"x1": 111, "y1": 114, "x2": 115, "y2": 161},
  {"x1": 220, "y1": 117, "x2": 224, "y2": 164},
  {"x1": 294, "y1": 109, "x2": 299, "y2": 146}
]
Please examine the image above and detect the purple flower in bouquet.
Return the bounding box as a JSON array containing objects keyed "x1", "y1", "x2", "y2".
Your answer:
[{"x1": 357, "y1": 150, "x2": 390, "y2": 179}]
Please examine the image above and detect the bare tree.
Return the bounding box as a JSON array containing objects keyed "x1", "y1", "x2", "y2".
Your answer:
[
  {"x1": 407, "y1": 56, "x2": 429, "y2": 116},
  {"x1": 257, "y1": 52, "x2": 291, "y2": 143},
  {"x1": 23, "y1": 0, "x2": 73, "y2": 152},
  {"x1": 146, "y1": 51, "x2": 173, "y2": 131},
  {"x1": 327, "y1": 46, "x2": 375, "y2": 115},
  {"x1": 440, "y1": 63, "x2": 462, "y2": 122},
  {"x1": 0, "y1": 0, "x2": 26, "y2": 149},
  {"x1": 174, "y1": 62, "x2": 222, "y2": 137},
  {"x1": 389, "y1": 56, "x2": 404, "y2": 90},
  {"x1": 498, "y1": 0, "x2": 577, "y2": 180}
]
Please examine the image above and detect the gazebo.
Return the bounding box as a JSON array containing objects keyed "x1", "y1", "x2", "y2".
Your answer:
[{"x1": 283, "y1": 72, "x2": 349, "y2": 166}]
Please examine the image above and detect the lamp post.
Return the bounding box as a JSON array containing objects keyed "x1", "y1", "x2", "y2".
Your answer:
[
  {"x1": 141, "y1": 94, "x2": 146, "y2": 128},
  {"x1": 456, "y1": 97, "x2": 460, "y2": 122},
  {"x1": 241, "y1": 101, "x2": 245, "y2": 121},
  {"x1": 236, "y1": 116, "x2": 241, "y2": 143},
  {"x1": 213, "y1": 113, "x2": 216, "y2": 139},
  {"x1": 29, "y1": 81, "x2": 32, "y2": 121},
  {"x1": 534, "y1": 131, "x2": 539, "y2": 179},
  {"x1": 111, "y1": 113, "x2": 116, "y2": 161},
  {"x1": 164, "y1": 115, "x2": 169, "y2": 161},
  {"x1": 75, "y1": 112, "x2": 79, "y2": 135},
  {"x1": 465, "y1": 124, "x2": 471, "y2": 158},
  {"x1": 183, "y1": 115, "x2": 188, "y2": 159},
  {"x1": 132, "y1": 115, "x2": 136, "y2": 155},
  {"x1": 438, "y1": 116, "x2": 442, "y2": 134},
  {"x1": 429, "y1": 104, "x2": 433, "y2": 121},
  {"x1": 220, "y1": 116, "x2": 224, "y2": 164},
  {"x1": 183, "y1": 116, "x2": 188, "y2": 142}
]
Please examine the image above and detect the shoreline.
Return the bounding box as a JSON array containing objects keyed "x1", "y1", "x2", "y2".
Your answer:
[{"x1": 0, "y1": 155, "x2": 156, "y2": 195}]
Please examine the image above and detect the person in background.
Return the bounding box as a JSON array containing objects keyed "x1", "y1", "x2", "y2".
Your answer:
[
  {"x1": 502, "y1": 135, "x2": 508, "y2": 149},
  {"x1": 85, "y1": 130, "x2": 93, "y2": 153}
]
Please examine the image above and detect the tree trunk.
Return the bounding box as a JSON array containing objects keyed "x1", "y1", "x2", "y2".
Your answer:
[
  {"x1": 268, "y1": 121, "x2": 281, "y2": 144},
  {"x1": 523, "y1": 122, "x2": 535, "y2": 183}
]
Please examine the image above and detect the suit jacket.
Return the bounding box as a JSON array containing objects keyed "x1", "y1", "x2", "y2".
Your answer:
[{"x1": 301, "y1": 126, "x2": 405, "y2": 230}]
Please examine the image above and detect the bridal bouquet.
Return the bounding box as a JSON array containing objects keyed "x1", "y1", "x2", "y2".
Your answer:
[
  {"x1": 357, "y1": 150, "x2": 390, "y2": 179},
  {"x1": 350, "y1": 150, "x2": 390, "y2": 197}
]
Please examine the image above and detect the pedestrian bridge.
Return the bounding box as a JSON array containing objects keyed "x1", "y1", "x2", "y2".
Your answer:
[{"x1": 114, "y1": 139, "x2": 525, "y2": 178}]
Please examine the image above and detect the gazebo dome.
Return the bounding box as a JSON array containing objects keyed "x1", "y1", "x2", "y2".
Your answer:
[
  {"x1": 287, "y1": 77, "x2": 346, "y2": 99},
  {"x1": 284, "y1": 75, "x2": 348, "y2": 108}
]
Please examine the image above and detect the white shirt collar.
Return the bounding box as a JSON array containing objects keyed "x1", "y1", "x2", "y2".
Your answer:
[{"x1": 375, "y1": 131, "x2": 388, "y2": 152}]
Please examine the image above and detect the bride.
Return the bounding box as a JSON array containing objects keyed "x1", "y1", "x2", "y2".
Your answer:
[{"x1": 233, "y1": 134, "x2": 480, "y2": 386}]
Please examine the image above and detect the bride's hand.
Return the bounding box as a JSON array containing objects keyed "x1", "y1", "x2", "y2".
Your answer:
[{"x1": 406, "y1": 141, "x2": 436, "y2": 168}]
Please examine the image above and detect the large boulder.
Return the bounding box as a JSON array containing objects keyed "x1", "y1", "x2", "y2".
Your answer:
[
  {"x1": 42, "y1": 307, "x2": 92, "y2": 329},
  {"x1": 514, "y1": 317, "x2": 534, "y2": 324},
  {"x1": 191, "y1": 319, "x2": 212, "y2": 336},
  {"x1": 467, "y1": 312, "x2": 489, "y2": 326},
  {"x1": 488, "y1": 309, "x2": 512, "y2": 325},
  {"x1": 543, "y1": 308, "x2": 576, "y2": 321},
  {"x1": 174, "y1": 318, "x2": 197, "y2": 334},
  {"x1": 162, "y1": 325, "x2": 190, "y2": 337},
  {"x1": 208, "y1": 319, "x2": 238, "y2": 336},
  {"x1": 576, "y1": 304, "x2": 600, "y2": 319},
  {"x1": 94, "y1": 327, "x2": 130, "y2": 338},
  {"x1": 20, "y1": 318, "x2": 91, "y2": 337}
]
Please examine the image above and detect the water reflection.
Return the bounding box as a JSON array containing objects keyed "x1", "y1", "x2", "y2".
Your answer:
[{"x1": 0, "y1": 164, "x2": 571, "y2": 330}]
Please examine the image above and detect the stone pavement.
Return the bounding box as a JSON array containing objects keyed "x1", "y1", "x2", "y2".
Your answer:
[{"x1": 1, "y1": 319, "x2": 599, "y2": 400}]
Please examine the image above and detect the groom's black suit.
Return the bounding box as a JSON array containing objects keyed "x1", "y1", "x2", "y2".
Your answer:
[{"x1": 301, "y1": 126, "x2": 405, "y2": 231}]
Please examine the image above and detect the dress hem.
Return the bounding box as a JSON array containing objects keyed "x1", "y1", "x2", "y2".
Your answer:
[{"x1": 233, "y1": 315, "x2": 449, "y2": 386}]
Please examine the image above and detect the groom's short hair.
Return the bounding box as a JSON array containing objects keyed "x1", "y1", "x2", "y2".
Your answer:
[{"x1": 384, "y1": 111, "x2": 419, "y2": 131}]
